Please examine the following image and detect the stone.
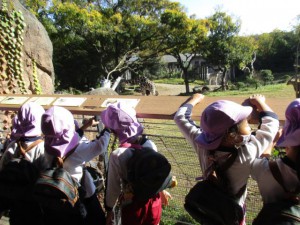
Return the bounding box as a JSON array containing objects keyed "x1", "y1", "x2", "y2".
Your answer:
[{"x1": 0, "y1": 0, "x2": 54, "y2": 94}]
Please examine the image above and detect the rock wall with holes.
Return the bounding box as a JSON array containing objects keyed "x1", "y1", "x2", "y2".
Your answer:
[{"x1": 0, "y1": 0, "x2": 54, "y2": 95}]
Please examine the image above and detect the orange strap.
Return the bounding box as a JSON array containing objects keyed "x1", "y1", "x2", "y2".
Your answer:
[{"x1": 18, "y1": 139, "x2": 44, "y2": 156}]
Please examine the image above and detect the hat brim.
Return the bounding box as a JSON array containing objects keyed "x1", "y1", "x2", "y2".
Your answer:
[
  {"x1": 276, "y1": 129, "x2": 300, "y2": 147},
  {"x1": 45, "y1": 132, "x2": 80, "y2": 157},
  {"x1": 100, "y1": 109, "x2": 110, "y2": 128},
  {"x1": 195, "y1": 134, "x2": 224, "y2": 150}
]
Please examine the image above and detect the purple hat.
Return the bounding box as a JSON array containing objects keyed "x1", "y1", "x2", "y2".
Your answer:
[
  {"x1": 41, "y1": 106, "x2": 79, "y2": 158},
  {"x1": 74, "y1": 120, "x2": 80, "y2": 130},
  {"x1": 277, "y1": 99, "x2": 300, "y2": 147},
  {"x1": 11, "y1": 102, "x2": 45, "y2": 139},
  {"x1": 101, "y1": 102, "x2": 143, "y2": 144},
  {"x1": 196, "y1": 100, "x2": 252, "y2": 150}
]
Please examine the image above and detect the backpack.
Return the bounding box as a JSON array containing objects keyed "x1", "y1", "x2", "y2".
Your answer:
[
  {"x1": 87, "y1": 166, "x2": 104, "y2": 193},
  {"x1": 122, "y1": 141, "x2": 172, "y2": 201},
  {"x1": 253, "y1": 161, "x2": 300, "y2": 225},
  {"x1": 0, "y1": 139, "x2": 43, "y2": 202},
  {"x1": 184, "y1": 147, "x2": 244, "y2": 225},
  {"x1": 33, "y1": 147, "x2": 86, "y2": 216},
  {"x1": 83, "y1": 161, "x2": 104, "y2": 193}
]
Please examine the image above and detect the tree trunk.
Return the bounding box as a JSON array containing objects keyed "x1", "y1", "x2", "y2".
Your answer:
[
  {"x1": 183, "y1": 68, "x2": 190, "y2": 94},
  {"x1": 250, "y1": 52, "x2": 256, "y2": 78},
  {"x1": 221, "y1": 68, "x2": 227, "y2": 91}
]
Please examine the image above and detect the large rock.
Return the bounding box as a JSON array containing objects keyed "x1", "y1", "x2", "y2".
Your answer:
[{"x1": 0, "y1": 0, "x2": 54, "y2": 94}]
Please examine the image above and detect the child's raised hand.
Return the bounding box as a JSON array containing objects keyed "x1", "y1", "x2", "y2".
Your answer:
[
  {"x1": 249, "y1": 94, "x2": 265, "y2": 106},
  {"x1": 160, "y1": 190, "x2": 172, "y2": 207},
  {"x1": 187, "y1": 93, "x2": 205, "y2": 106},
  {"x1": 249, "y1": 94, "x2": 273, "y2": 112}
]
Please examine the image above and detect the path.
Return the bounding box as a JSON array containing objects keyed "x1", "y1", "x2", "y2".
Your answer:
[{"x1": 155, "y1": 83, "x2": 196, "y2": 96}]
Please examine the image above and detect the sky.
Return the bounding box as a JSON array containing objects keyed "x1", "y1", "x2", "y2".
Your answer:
[{"x1": 172, "y1": 0, "x2": 300, "y2": 35}]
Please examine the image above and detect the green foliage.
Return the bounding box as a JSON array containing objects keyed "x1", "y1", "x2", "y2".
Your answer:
[
  {"x1": 32, "y1": 58, "x2": 42, "y2": 94},
  {"x1": 205, "y1": 83, "x2": 294, "y2": 98},
  {"x1": 246, "y1": 76, "x2": 261, "y2": 89},
  {"x1": 0, "y1": 0, "x2": 27, "y2": 94},
  {"x1": 20, "y1": 0, "x2": 300, "y2": 93},
  {"x1": 283, "y1": 74, "x2": 291, "y2": 82},
  {"x1": 203, "y1": 10, "x2": 256, "y2": 90},
  {"x1": 160, "y1": 8, "x2": 208, "y2": 93},
  {"x1": 260, "y1": 69, "x2": 274, "y2": 85},
  {"x1": 236, "y1": 81, "x2": 246, "y2": 90},
  {"x1": 256, "y1": 30, "x2": 297, "y2": 72},
  {"x1": 154, "y1": 78, "x2": 204, "y2": 85}
]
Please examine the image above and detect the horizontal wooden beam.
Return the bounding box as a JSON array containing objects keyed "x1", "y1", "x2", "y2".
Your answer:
[{"x1": 0, "y1": 94, "x2": 293, "y2": 123}]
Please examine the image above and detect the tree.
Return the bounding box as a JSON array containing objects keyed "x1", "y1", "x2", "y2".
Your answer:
[
  {"x1": 160, "y1": 8, "x2": 208, "y2": 93},
  {"x1": 39, "y1": 0, "x2": 189, "y2": 91},
  {"x1": 294, "y1": 16, "x2": 300, "y2": 76},
  {"x1": 203, "y1": 11, "x2": 241, "y2": 90},
  {"x1": 97, "y1": 0, "x2": 187, "y2": 81},
  {"x1": 230, "y1": 35, "x2": 257, "y2": 79},
  {"x1": 256, "y1": 30, "x2": 296, "y2": 73}
]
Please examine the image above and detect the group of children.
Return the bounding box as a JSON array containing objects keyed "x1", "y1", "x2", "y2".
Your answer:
[
  {"x1": 0, "y1": 93, "x2": 299, "y2": 225},
  {"x1": 0, "y1": 101, "x2": 173, "y2": 225},
  {"x1": 0, "y1": 103, "x2": 111, "y2": 225}
]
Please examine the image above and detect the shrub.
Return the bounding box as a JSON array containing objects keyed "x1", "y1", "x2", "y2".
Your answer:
[
  {"x1": 236, "y1": 82, "x2": 246, "y2": 90},
  {"x1": 260, "y1": 70, "x2": 274, "y2": 85}
]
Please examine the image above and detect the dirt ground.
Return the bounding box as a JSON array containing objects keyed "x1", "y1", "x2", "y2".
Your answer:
[{"x1": 153, "y1": 83, "x2": 196, "y2": 96}]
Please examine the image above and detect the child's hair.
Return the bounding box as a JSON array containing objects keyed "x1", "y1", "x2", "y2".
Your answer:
[{"x1": 227, "y1": 124, "x2": 240, "y2": 135}]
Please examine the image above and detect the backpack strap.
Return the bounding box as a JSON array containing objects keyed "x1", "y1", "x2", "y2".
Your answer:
[
  {"x1": 53, "y1": 144, "x2": 79, "y2": 168},
  {"x1": 210, "y1": 147, "x2": 246, "y2": 198},
  {"x1": 269, "y1": 160, "x2": 300, "y2": 194},
  {"x1": 18, "y1": 139, "x2": 44, "y2": 157},
  {"x1": 269, "y1": 160, "x2": 300, "y2": 205},
  {"x1": 208, "y1": 147, "x2": 238, "y2": 176},
  {"x1": 62, "y1": 145, "x2": 78, "y2": 162},
  {"x1": 215, "y1": 148, "x2": 238, "y2": 172},
  {"x1": 269, "y1": 161, "x2": 289, "y2": 192}
]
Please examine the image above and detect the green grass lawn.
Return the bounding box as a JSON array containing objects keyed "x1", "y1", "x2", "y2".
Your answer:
[
  {"x1": 204, "y1": 83, "x2": 295, "y2": 98},
  {"x1": 122, "y1": 77, "x2": 296, "y2": 98}
]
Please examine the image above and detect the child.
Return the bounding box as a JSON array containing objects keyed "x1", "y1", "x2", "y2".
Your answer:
[
  {"x1": 40, "y1": 106, "x2": 111, "y2": 225},
  {"x1": 102, "y1": 102, "x2": 172, "y2": 225},
  {"x1": 0, "y1": 102, "x2": 45, "y2": 225},
  {"x1": 251, "y1": 98, "x2": 300, "y2": 224},
  {"x1": 174, "y1": 93, "x2": 279, "y2": 225}
]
